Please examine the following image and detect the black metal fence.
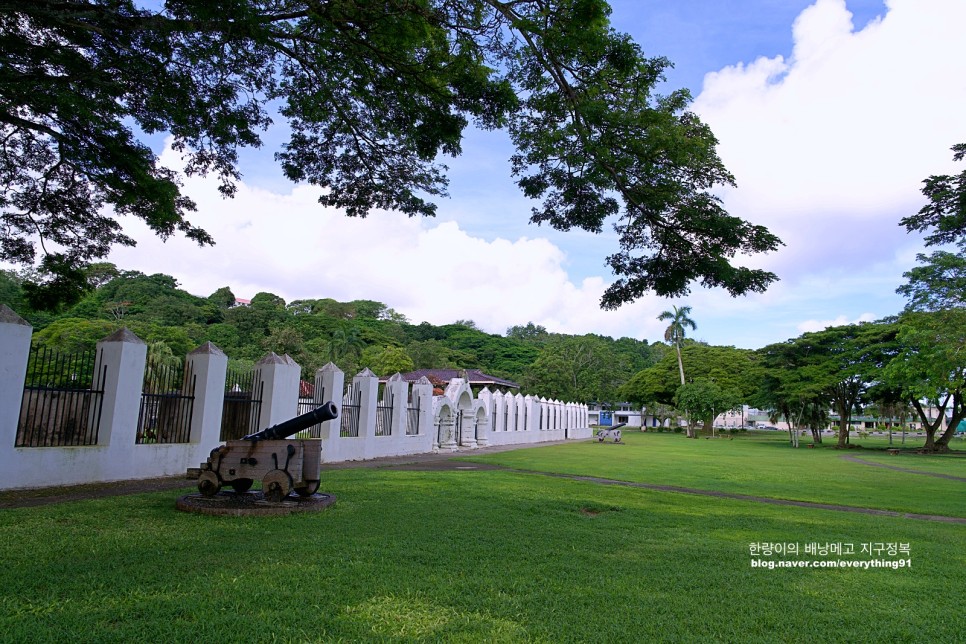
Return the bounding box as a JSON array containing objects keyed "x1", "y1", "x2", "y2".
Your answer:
[
  {"x1": 136, "y1": 361, "x2": 196, "y2": 444},
  {"x1": 16, "y1": 346, "x2": 107, "y2": 447},
  {"x1": 375, "y1": 388, "x2": 393, "y2": 437},
  {"x1": 340, "y1": 384, "x2": 361, "y2": 438},
  {"x1": 406, "y1": 393, "x2": 420, "y2": 436},
  {"x1": 295, "y1": 385, "x2": 328, "y2": 439},
  {"x1": 221, "y1": 366, "x2": 264, "y2": 440}
]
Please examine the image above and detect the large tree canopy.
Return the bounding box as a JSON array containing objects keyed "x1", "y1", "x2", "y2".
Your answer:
[
  {"x1": 1, "y1": 0, "x2": 781, "y2": 307},
  {"x1": 898, "y1": 142, "x2": 966, "y2": 311}
]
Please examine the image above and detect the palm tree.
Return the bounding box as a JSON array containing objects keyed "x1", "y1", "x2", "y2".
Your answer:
[
  {"x1": 658, "y1": 305, "x2": 697, "y2": 386},
  {"x1": 327, "y1": 323, "x2": 364, "y2": 363}
]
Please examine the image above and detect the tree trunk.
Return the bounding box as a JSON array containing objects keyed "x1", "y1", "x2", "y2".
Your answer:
[
  {"x1": 912, "y1": 398, "x2": 948, "y2": 453},
  {"x1": 676, "y1": 345, "x2": 685, "y2": 386},
  {"x1": 810, "y1": 427, "x2": 823, "y2": 444},
  {"x1": 837, "y1": 416, "x2": 850, "y2": 448}
]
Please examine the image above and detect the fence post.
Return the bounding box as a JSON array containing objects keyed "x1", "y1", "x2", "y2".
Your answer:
[
  {"x1": 495, "y1": 391, "x2": 507, "y2": 433},
  {"x1": 386, "y1": 373, "x2": 408, "y2": 441},
  {"x1": 412, "y1": 376, "x2": 433, "y2": 438},
  {"x1": 97, "y1": 328, "x2": 148, "y2": 447},
  {"x1": 186, "y1": 342, "x2": 228, "y2": 444},
  {"x1": 255, "y1": 352, "x2": 301, "y2": 430},
  {"x1": 353, "y1": 368, "x2": 379, "y2": 458},
  {"x1": 0, "y1": 306, "x2": 31, "y2": 449},
  {"x1": 315, "y1": 362, "x2": 344, "y2": 441},
  {"x1": 523, "y1": 395, "x2": 537, "y2": 435}
]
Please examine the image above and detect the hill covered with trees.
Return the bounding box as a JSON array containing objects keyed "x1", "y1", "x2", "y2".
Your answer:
[{"x1": 0, "y1": 264, "x2": 657, "y2": 403}]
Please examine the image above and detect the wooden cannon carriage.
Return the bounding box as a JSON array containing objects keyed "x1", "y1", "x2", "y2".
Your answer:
[{"x1": 187, "y1": 402, "x2": 338, "y2": 501}]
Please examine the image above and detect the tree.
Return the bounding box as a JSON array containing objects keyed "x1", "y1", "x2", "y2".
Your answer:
[
  {"x1": 780, "y1": 323, "x2": 898, "y2": 449},
  {"x1": 619, "y1": 342, "x2": 759, "y2": 438},
  {"x1": 898, "y1": 142, "x2": 966, "y2": 311},
  {"x1": 2, "y1": 0, "x2": 780, "y2": 307},
  {"x1": 754, "y1": 339, "x2": 832, "y2": 445},
  {"x1": 405, "y1": 339, "x2": 475, "y2": 370},
  {"x1": 900, "y1": 143, "x2": 966, "y2": 249},
  {"x1": 207, "y1": 286, "x2": 236, "y2": 310},
  {"x1": 885, "y1": 309, "x2": 965, "y2": 452},
  {"x1": 327, "y1": 323, "x2": 365, "y2": 364},
  {"x1": 360, "y1": 345, "x2": 414, "y2": 377},
  {"x1": 657, "y1": 305, "x2": 697, "y2": 386},
  {"x1": 523, "y1": 335, "x2": 628, "y2": 402},
  {"x1": 675, "y1": 379, "x2": 741, "y2": 437},
  {"x1": 506, "y1": 322, "x2": 550, "y2": 343},
  {"x1": 897, "y1": 250, "x2": 966, "y2": 311}
]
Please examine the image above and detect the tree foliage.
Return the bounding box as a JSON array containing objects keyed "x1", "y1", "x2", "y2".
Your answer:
[
  {"x1": 884, "y1": 309, "x2": 965, "y2": 452},
  {"x1": 2, "y1": 0, "x2": 780, "y2": 309},
  {"x1": 675, "y1": 379, "x2": 742, "y2": 435},
  {"x1": 657, "y1": 304, "x2": 696, "y2": 385},
  {"x1": 898, "y1": 142, "x2": 966, "y2": 311},
  {"x1": 521, "y1": 334, "x2": 644, "y2": 402},
  {"x1": 619, "y1": 342, "x2": 759, "y2": 431}
]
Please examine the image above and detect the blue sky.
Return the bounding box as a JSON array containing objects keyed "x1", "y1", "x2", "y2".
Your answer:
[{"x1": 106, "y1": 0, "x2": 965, "y2": 349}]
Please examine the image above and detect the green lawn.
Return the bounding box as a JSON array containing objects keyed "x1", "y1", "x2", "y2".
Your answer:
[
  {"x1": 1, "y1": 435, "x2": 964, "y2": 642},
  {"x1": 464, "y1": 432, "x2": 966, "y2": 518}
]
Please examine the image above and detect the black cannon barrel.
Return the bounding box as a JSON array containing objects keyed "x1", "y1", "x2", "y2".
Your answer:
[
  {"x1": 243, "y1": 401, "x2": 339, "y2": 442},
  {"x1": 610, "y1": 422, "x2": 628, "y2": 430}
]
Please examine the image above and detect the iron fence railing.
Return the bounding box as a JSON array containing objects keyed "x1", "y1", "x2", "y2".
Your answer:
[
  {"x1": 294, "y1": 385, "x2": 328, "y2": 439},
  {"x1": 16, "y1": 346, "x2": 106, "y2": 447},
  {"x1": 221, "y1": 366, "x2": 264, "y2": 440},
  {"x1": 340, "y1": 384, "x2": 361, "y2": 438},
  {"x1": 136, "y1": 361, "x2": 196, "y2": 444},
  {"x1": 406, "y1": 394, "x2": 420, "y2": 436},
  {"x1": 375, "y1": 389, "x2": 393, "y2": 437}
]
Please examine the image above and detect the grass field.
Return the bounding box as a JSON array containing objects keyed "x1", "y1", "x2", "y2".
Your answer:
[
  {"x1": 464, "y1": 431, "x2": 966, "y2": 517},
  {"x1": 1, "y1": 433, "x2": 964, "y2": 642}
]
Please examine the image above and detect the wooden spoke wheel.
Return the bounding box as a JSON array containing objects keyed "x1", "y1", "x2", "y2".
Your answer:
[
  {"x1": 229, "y1": 478, "x2": 253, "y2": 494},
  {"x1": 197, "y1": 471, "x2": 221, "y2": 497},
  {"x1": 262, "y1": 470, "x2": 292, "y2": 502},
  {"x1": 294, "y1": 480, "x2": 320, "y2": 497}
]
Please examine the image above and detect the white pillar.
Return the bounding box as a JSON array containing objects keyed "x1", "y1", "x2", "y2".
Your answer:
[
  {"x1": 411, "y1": 377, "x2": 434, "y2": 437},
  {"x1": 97, "y1": 328, "x2": 148, "y2": 447},
  {"x1": 315, "y1": 362, "x2": 344, "y2": 441},
  {"x1": 492, "y1": 390, "x2": 505, "y2": 432},
  {"x1": 186, "y1": 342, "x2": 228, "y2": 445},
  {"x1": 386, "y1": 373, "x2": 409, "y2": 439},
  {"x1": 0, "y1": 306, "x2": 31, "y2": 449},
  {"x1": 255, "y1": 352, "x2": 301, "y2": 430},
  {"x1": 353, "y1": 368, "x2": 379, "y2": 458}
]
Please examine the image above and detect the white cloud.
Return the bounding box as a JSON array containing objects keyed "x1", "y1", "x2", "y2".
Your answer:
[
  {"x1": 678, "y1": 0, "x2": 965, "y2": 344},
  {"x1": 797, "y1": 312, "x2": 878, "y2": 334},
  {"x1": 695, "y1": 0, "x2": 966, "y2": 225},
  {"x1": 108, "y1": 143, "x2": 668, "y2": 341}
]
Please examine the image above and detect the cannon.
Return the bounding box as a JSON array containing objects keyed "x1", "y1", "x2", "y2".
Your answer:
[
  {"x1": 596, "y1": 422, "x2": 627, "y2": 443},
  {"x1": 187, "y1": 402, "x2": 338, "y2": 501}
]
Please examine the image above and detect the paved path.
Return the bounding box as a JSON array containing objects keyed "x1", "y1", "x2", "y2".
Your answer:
[{"x1": 3, "y1": 441, "x2": 964, "y2": 524}]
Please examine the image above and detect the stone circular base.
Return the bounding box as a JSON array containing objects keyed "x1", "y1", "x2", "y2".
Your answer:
[{"x1": 175, "y1": 491, "x2": 336, "y2": 516}]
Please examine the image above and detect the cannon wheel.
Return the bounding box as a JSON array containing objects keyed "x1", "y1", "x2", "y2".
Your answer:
[
  {"x1": 262, "y1": 469, "x2": 292, "y2": 502},
  {"x1": 294, "y1": 480, "x2": 320, "y2": 497},
  {"x1": 229, "y1": 478, "x2": 253, "y2": 494},
  {"x1": 197, "y1": 471, "x2": 221, "y2": 497}
]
